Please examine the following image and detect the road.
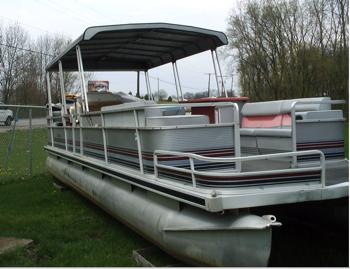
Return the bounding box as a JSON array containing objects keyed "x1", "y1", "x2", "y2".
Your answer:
[{"x1": 0, "y1": 118, "x2": 46, "y2": 133}]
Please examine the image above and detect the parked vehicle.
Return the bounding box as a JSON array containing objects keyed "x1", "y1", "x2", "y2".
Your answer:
[{"x1": 0, "y1": 102, "x2": 14, "y2": 126}]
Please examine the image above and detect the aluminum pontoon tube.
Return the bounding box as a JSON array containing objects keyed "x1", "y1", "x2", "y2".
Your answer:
[{"x1": 46, "y1": 155, "x2": 278, "y2": 267}]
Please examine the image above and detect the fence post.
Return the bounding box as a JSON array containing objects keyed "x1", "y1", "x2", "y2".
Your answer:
[
  {"x1": 4, "y1": 107, "x2": 19, "y2": 170},
  {"x1": 28, "y1": 108, "x2": 33, "y2": 176}
]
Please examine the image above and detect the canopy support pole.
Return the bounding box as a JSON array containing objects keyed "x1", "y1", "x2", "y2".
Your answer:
[
  {"x1": 58, "y1": 60, "x2": 68, "y2": 150},
  {"x1": 58, "y1": 61, "x2": 67, "y2": 115},
  {"x1": 136, "y1": 71, "x2": 140, "y2": 98},
  {"x1": 146, "y1": 71, "x2": 153, "y2": 101},
  {"x1": 215, "y1": 49, "x2": 227, "y2": 97},
  {"x1": 46, "y1": 72, "x2": 54, "y2": 147},
  {"x1": 174, "y1": 62, "x2": 183, "y2": 101},
  {"x1": 211, "y1": 50, "x2": 221, "y2": 97},
  {"x1": 46, "y1": 72, "x2": 53, "y2": 121},
  {"x1": 144, "y1": 71, "x2": 150, "y2": 99},
  {"x1": 76, "y1": 45, "x2": 89, "y2": 112},
  {"x1": 172, "y1": 62, "x2": 180, "y2": 102}
]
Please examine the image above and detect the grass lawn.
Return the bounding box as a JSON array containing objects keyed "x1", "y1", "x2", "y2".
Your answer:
[
  {"x1": 0, "y1": 173, "x2": 149, "y2": 266},
  {"x1": 0, "y1": 125, "x2": 348, "y2": 266},
  {"x1": 0, "y1": 128, "x2": 47, "y2": 182},
  {"x1": 0, "y1": 128, "x2": 150, "y2": 266}
]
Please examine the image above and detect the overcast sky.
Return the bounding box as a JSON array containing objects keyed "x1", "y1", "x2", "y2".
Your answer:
[{"x1": 0, "y1": 0, "x2": 240, "y2": 97}]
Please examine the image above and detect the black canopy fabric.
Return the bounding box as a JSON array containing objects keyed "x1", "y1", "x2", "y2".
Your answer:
[{"x1": 46, "y1": 23, "x2": 228, "y2": 72}]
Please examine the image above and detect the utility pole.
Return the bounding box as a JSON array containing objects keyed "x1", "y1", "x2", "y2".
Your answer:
[{"x1": 205, "y1": 73, "x2": 214, "y2": 97}]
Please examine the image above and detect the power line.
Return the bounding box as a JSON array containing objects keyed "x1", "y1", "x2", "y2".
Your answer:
[
  {"x1": 0, "y1": 42, "x2": 54, "y2": 57},
  {"x1": 47, "y1": 0, "x2": 100, "y2": 25},
  {"x1": 75, "y1": 0, "x2": 111, "y2": 22},
  {"x1": 148, "y1": 75, "x2": 203, "y2": 92},
  {"x1": 35, "y1": 0, "x2": 93, "y2": 25},
  {"x1": 0, "y1": 15, "x2": 52, "y2": 35}
]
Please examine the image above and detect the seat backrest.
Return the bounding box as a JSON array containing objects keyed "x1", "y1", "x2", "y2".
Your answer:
[
  {"x1": 242, "y1": 114, "x2": 291, "y2": 128},
  {"x1": 241, "y1": 100, "x2": 291, "y2": 128},
  {"x1": 281, "y1": 97, "x2": 331, "y2": 112},
  {"x1": 241, "y1": 97, "x2": 332, "y2": 128},
  {"x1": 144, "y1": 106, "x2": 186, "y2": 117}
]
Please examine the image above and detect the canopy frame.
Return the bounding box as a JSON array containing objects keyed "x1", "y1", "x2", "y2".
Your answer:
[{"x1": 46, "y1": 23, "x2": 228, "y2": 72}]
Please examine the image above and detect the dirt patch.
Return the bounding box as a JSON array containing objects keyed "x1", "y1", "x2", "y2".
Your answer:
[{"x1": 0, "y1": 237, "x2": 33, "y2": 255}]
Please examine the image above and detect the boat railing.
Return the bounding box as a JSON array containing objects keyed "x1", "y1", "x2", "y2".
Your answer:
[
  {"x1": 153, "y1": 149, "x2": 326, "y2": 189},
  {"x1": 47, "y1": 101, "x2": 242, "y2": 174},
  {"x1": 289, "y1": 100, "x2": 345, "y2": 167}
]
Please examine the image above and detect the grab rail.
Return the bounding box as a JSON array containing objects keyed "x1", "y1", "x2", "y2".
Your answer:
[
  {"x1": 290, "y1": 100, "x2": 345, "y2": 167},
  {"x1": 153, "y1": 149, "x2": 326, "y2": 189}
]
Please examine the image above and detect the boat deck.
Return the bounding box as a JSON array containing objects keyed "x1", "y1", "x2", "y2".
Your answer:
[
  {"x1": 46, "y1": 145, "x2": 349, "y2": 212},
  {"x1": 242, "y1": 159, "x2": 349, "y2": 186}
]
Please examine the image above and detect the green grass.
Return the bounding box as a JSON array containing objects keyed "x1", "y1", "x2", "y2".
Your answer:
[
  {"x1": 0, "y1": 128, "x2": 48, "y2": 182},
  {"x1": 0, "y1": 128, "x2": 176, "y2": 266},
  {"x1": 0, "y1": 125, "x2": 348, "y2": 266},
  {"x1": 0, "y1": 173, "x2": 148, "y2": 266}
]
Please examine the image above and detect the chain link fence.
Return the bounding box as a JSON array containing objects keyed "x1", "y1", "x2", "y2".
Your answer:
[{"x1": 0, "y1": 104, "x2": 48, "y2": 183}]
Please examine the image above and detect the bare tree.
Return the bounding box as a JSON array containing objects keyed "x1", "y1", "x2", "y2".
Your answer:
[
  {"x1": 154, "y1": 89, "x2": 168, "y2": 101},
  {"x1": 0, "y1": 22, "x2": 82, "y2": 105},
  {"x1": 226, "y1": 0, "x2": 348, "y2": 102},
  {"x1": 0, "y1": 23, "x2": 28, "y2": 103}
]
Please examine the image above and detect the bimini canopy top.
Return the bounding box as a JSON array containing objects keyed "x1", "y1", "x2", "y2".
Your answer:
[{"x1": 46, "y1": 23, "x2": 228, "y2": 72}]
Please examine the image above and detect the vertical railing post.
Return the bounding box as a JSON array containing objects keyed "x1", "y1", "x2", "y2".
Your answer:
[
  {"x1": 133, "y1": 110, "x2": 144, "y2": 174},
  {"x1": 320, "y1": 151, "x2": 326, "y2": 187},
  {"x1": 153, "y1": 153, "x2": 158, "y2": 178},
  {"x1": 189, "y1": 157, "x2": 196, "y2": 188},
  {"x1": 232, "y1": 103, "x2": 241, "y2": 172},
  {"x1": 28, "y1": 108, "x2": 33, "y2": 176},
  {"x1": 291, "y1": 102, "x2": 297, "y2": 168},
  {"x1": 101, "y1": 113, "x2": 108, "y2": 165},
  {"x1": 80, "y1": 124, "x2": 84, "y2": 156},
  {"x1": 72, "y1": 101, "x2": 76, "y2": 153}
]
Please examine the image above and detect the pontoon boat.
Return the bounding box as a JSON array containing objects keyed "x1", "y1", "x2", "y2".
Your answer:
[{"x1": 44, "y1": 23, "x2": 348, "y2": 266}]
